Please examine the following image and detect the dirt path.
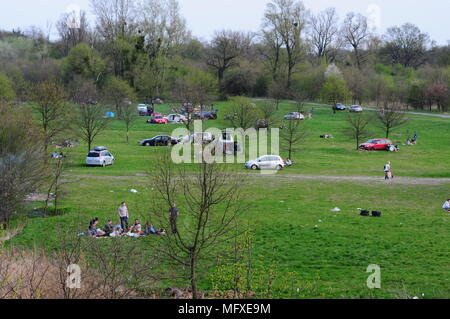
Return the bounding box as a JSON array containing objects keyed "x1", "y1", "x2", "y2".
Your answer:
[
  {"x1": 67, "y1": 173, "x2": 450, "y2": 186},
  {"x1": 257, "y1": 173, "x2": 450, "y2": 185}
]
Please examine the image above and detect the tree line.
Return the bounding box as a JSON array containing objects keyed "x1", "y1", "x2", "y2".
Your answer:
[{"x1": 0, "y1": 0, "x2": 449, "y2": 111}]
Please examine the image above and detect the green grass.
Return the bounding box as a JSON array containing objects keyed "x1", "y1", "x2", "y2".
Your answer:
[{"x1": 4, "y1": 100, "x2": 450, "y2": 298}]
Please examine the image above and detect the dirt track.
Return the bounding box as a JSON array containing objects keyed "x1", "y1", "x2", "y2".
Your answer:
[{"x1": 257, "y1": 173, "x2": 450, "y2": 185}]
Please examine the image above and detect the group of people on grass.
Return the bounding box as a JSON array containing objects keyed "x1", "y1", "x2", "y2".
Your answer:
[{"x1": 87, "y1": 201, "x2": 180, "y2": 238}]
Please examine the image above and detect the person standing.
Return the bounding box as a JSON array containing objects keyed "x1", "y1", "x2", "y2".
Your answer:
[
  {"x1": 384, "y1": 161, "x2": 392, "y2": 180},
  {"x1": 169, "y1": 203, "x2": 179, "y2": 234},
  {"x1": 118, "y1": 202, "x2": 129, "y2": 231}
]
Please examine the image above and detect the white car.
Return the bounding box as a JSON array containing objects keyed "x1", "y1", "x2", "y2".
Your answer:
[
  {"x1": 178, "y1": 132, "x2": 214, "y2": 144},
  {"x1": 349, "y1": 105, "x2": 363, "y2": 113},
  {"x1": 245, "y1": 155, "x2": 285, "y2": 171},
  {"x1": 165, "y1": 113, "x2": 187, "y2": 124},
  {"x1": 284, "y1": 112, "x2": 305, "y2": 120},
  {"x1": 137, "y1": 104, "x2": 149, "y2": 113},
  {"x1": 86, "y1": 147, "x2": 115, "y2": 167}
]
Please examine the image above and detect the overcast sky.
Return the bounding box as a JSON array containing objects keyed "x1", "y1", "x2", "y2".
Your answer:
[{"x1": 0, "y1": 0, "x2": 448, "y2": 44}]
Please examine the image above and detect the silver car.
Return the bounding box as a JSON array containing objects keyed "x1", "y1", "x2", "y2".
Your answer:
[
  {"x1": 86, "y1": 147, "x2": 115, "y2": 167},
  {"x1": 349, "y1": 105, "x2": 363, "y2": 112},
  {"x1": 245, "y1": 155, "x2": 285, "y2": 171}
]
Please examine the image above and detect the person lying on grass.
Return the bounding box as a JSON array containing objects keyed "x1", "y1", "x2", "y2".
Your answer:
[{"x1": 144, "y1": 222, "x2": 165, "y2": 235}]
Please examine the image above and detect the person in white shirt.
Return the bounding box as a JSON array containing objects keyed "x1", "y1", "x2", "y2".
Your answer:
[
  {"x1": 384, "y1": 161, "x2": 391, "y2": 180},
  {"x1": 118, "y1": 202, "x2": 129, "y2": 231},
  {"x1": 442, "y1": 199, "x2": 450, "y2": 212}
]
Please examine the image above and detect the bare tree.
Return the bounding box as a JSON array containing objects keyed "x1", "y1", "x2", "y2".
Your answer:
[
  {"x1": 258, "y1": 29, "x2": 285, "y2": 81},
  {"x1": 56, "y1": 10, "x2": 90, "y2": 56},
  {"x1": 341, "y1": 12, "x2": 370, "y2": 69},
  {"x1": 309, "y1": 8, "x2": 339, "y2": 63},
  {"x1": 206, "y1": 30, "x2": 253, "y2": 86},
  {"x1": 263, "y1": 0, "x2": 308, "y2": 88},
  {"x1": 224, "y1": 96, "x2": 261, "y2": 130},
  {"x1": 31, "y1": 80, "x2": 68, "y2": 154},
  {"x1": 344, "y1": 113, "x2": 371, "y2": 150},
  {"x1": 74, "y1": 102, "x2": 110, "y2": 153},
  {"x1": 280, "y1": 119, "x2": 306, "y2": 159},
  {"x1": 149, "y1": 151, "x2": 248, "y2": 299},
  {"x1": 382, "y1": 23, "x2": 431, "y2": 68},
  {"x1": 258, "y1": 102, "x2": 278, "y2": 128},
  {"x1": 375, "y1": 105, "x2": 409, "y2": 138},
  {"x1": 121, "y1": 99, "x2": 138, "y2": 143},
  {"x1": 44, "y1": 156, "x2": 70, "y2": 214}
]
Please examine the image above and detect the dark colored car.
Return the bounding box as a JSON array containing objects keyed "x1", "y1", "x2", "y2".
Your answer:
[
  {"x1": 359, "y1": 139, "x2": 393, "y2": 151},
  {"x1": 139, "y1": 135, "x2": 178, "y2": 146},
  {"x1": 194, "y1": 111, "x2": 217, "y2": 120}
]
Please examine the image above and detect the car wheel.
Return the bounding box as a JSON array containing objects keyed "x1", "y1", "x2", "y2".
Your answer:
[
  {"x1": 371, "y1": 147, "x2": 375, "y2": 151},
  {"x1": 251, "y1": 165, "x2": 258, "y2": 170},
  {"x1": 145, "y1": 142, "x2": 150, "y2": 146},
  {"x1": 102, "y1": 161, "x2": 106, "y2": 167},
  {"x1": 276, "y1": 165, "x2": 282, "y2": 171}
]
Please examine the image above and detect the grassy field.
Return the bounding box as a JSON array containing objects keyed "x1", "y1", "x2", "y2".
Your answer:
[{"x1": 5, "y1": 100, "x2": 450, "y2": 298}]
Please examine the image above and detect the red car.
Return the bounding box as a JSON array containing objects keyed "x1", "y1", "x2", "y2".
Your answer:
[
  {"x1": 147, "y1": 116, "x2": 168, "y2": 124},
  {"x1": 359, "y1": 139, "x2": 393, "y2": 151}
]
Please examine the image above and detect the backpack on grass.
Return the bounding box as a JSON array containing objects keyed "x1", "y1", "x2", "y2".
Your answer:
[
  {"x1": 372, "y1": 211, "x2": 381, "y2": 217},
  {"x1": 360, "y1": 210, "x2": 370, "y2": 216}
]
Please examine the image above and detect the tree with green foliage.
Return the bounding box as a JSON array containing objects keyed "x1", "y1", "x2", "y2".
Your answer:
[
  {"x1": 0, "y1": 73, "x2": 15, "y2": 103},
  {"x1": 62, "y1": 43, "x2": 106, "y2": 83},
  {"x1": 320, "y1": 75, "x2": 352, "y2": 112}
]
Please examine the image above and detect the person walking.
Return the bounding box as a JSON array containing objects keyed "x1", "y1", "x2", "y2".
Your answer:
[
  {"x1": 118, "y1": 202, "x2": 129, "y2": 231},
  {"x1": 169, "y1": 203, "x2": 179, "y2": 234}
]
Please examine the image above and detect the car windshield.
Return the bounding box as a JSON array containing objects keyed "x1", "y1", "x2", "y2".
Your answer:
[
  {"x1": 88, "y1": 152, "x2": 100, "y2": 157},
  {"x1": 367, "y1": 140, "x2": 377, "y2": 143},
  {"x1": 154, "y1": 116, "x2": 163, "y2": 119}
]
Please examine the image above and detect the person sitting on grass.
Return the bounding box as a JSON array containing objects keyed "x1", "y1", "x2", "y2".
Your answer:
[
  {"x1": 442, "y1": 199, "x2": 450, "y2": 212},
  {"x1": 130, "y1": 219, "x2": 144, "y2": 235},
  {"x1": 103, "y1": 220, "x2": 114, "y2": 237},
  {"x1": 144, "y1": 222, "x2": 157, "y2": 235},
  {"x1": 88, "y1": 218, "x2": 105, "y2": 237}
]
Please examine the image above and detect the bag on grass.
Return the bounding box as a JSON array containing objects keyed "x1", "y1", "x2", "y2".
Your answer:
[
  {"x1": 360, "y1": 210, "x2": 370, "y2": 216},
  {"x1": 372, "y1": 211, "x2": 381, "y2": 217}
]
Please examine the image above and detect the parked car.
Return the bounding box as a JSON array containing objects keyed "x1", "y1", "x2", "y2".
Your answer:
[
  {"x1": 359, "y1": 139, "x2": 393, "y2": 151},
  {"x1": 137, "y1": 104, "x2": 149, "y2": 115},
  {"x1": 165, "y1": 113, "x2": 187, "y2": 124},
  {"x1": 245, "y1": 155, "x2": 285, "y2": 171},
  {"x1": 256, "y1": 119, "x2": 269, "y2": 129},
  {"x1": 349, "y1": 105, "x2": 363, "y2": 112},
  {"x1": 178, "y1": 132, "x2": 214, "y2": 144},
  {"x1": 335, "y1": 103, "x2": 346, "y2": 111},
  {"x1": 139, "y1": 135, "x2": 178, "y2": 146},
  {"x1": 86, "y1": 147, "x2": 115, "y2": 167},
  {"x1": 147, "y1": 116, "x2": 168, "y2": 124},
  {"x1": 152, "y1": 98, "x2": 163, "y2": 104},
  {"x1": 284, "y1": 112, "x2": 305, "y2": 120},
  {"x1": 194, "y1": 111, "x2": 217, "y2": 120}
]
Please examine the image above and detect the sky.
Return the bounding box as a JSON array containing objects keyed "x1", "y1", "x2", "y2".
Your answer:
[{"x1": 0, "y1": 0, "x2": 448, "y2": 44}]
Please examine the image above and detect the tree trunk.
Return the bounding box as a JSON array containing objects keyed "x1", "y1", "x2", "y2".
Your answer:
[{"x1": 190, "y1": 251, "x2": 198, "y2": 299}]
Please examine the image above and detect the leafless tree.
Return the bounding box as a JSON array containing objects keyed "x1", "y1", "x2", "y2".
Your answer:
[
  {"x1": 206, "y1": 30, "x2": 253, "y2": 86},
  {"x1": 225, "y1": 97, "x2": 261, "y2": 130},
  {"x1": 258, "y1": 102, "x2": 278, "y2": 128},
  {"x1": 31, "y1": 80, "x2": 68, "y2": 154},
  {"x1": 382, "y1": 23, "x2": 431, "y2": 68},
  {"x1": 149, "y1": 151, "x2": 248, "y2": 299},
  {"x1": 309, "y1": 8, "x2": 339, "y2": 63},
  {"x1": 258, "y1": 29, "x2": 285, "y2": 81},
  {"x1": 280, "y1": 119, "x2": 307, "y2": 159},
  {"x1": 375, "y1": 105, "x2": 409, "y2": 138},
  {"x1": 121, "y1": 100, "x2": 138, "y2": 143},
  {"x1": 263, "y1": 0, "x2": 308, "y2": 88},
  {"x1": 74, "y1": 102, "x2": 110, "y2": 153},
  {"x1": 44, "y1": 156, "x2": 70, "y2": 214},
  {"x1": 341, "y1": 12, "x2": 370, "y2": 69},
  {"x1": 56, "y1": 10, "x2": 90, "y2": 56},
  {"x1": 344, "y1": 113, "x2": 371, "y2": 150}
]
